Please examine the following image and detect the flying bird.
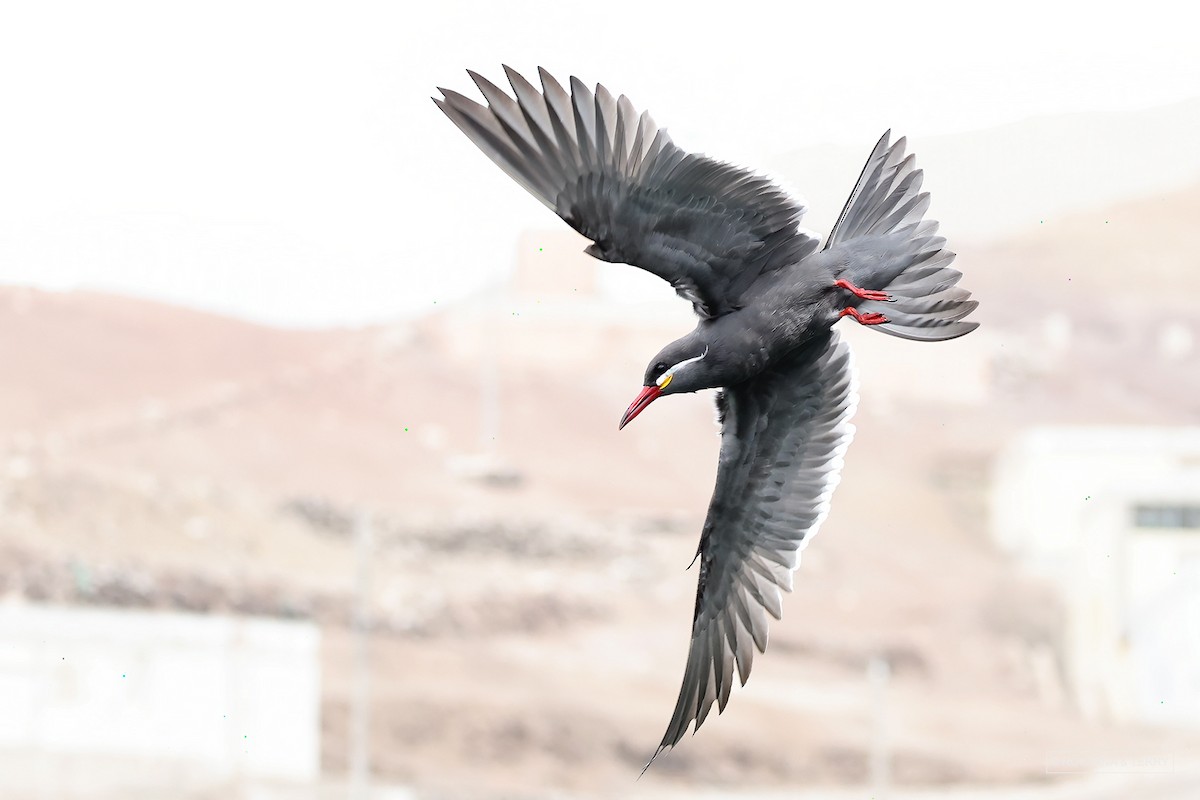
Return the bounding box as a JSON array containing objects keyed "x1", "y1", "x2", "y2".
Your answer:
[{"x1": 433, "y1": 66, "x2": 978, "y2": 767}]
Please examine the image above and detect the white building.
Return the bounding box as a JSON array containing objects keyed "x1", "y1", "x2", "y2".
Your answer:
[
  {"x1": 990, "y1": 427, "x2": 1200, "y2": 727},
  {"x1": 0, "y1": 604, "x2": 320, "y2": 796}
]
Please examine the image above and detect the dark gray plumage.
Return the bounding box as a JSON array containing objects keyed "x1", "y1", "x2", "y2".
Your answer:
[{"x1": 434, "y1": 66, "x2": 978, "y2": 768}]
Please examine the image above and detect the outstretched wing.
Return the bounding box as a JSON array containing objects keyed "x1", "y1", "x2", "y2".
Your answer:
[
  {"x1": 434, "y1": 67, "x2": 820, "y2": 318},
  {"x1": 648, "y1": 330, "x2": 858, "y2": 767}
]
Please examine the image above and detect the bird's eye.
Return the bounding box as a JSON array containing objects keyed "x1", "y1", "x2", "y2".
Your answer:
[{"x1": 654, "y1": 361, "x2": 667, "y2": 375}]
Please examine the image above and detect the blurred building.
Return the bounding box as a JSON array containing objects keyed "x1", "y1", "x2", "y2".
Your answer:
[
  {"x1": 990, "y1": 427, "x2": 1200, "y2": 728},
  {"x1": 422, "y1": 229, "x2": 695, "y2": 370},
  {"x1": 0, "y1": 604, "x2": 320, "y2": 795}
]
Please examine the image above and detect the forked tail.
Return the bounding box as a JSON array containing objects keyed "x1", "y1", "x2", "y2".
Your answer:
[{"x1": 825, "y1": 131, "x2": 978, "y2": 342}]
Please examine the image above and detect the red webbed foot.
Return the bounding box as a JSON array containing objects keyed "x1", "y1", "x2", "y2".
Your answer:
[
  {"x1": 833, "y1": 279, "x2": 892, "y2": 302},
  {"x1": 839, "y1": 307, "x2": 889, "y2": 325}
]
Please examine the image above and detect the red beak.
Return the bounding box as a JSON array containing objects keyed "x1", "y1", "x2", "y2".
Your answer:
[{"x1": 619, "y1": 385, "x2": 662, "y2": 430}]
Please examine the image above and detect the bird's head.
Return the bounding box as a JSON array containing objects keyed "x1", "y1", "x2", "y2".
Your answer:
[{"x1": 619, "y1": 338, "x2": 712, "y2": 429}]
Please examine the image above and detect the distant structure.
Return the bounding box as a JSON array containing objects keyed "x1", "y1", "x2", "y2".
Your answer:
[
  {"x1": 511, "y1": 229, "x2": 600, "y2": 298},
  {"x1": 418, "y1": 229, "x2": 697, "y2": 485},
  {"x1": 990, "y1": 427, "x2": 1200, "y2": 728},
  {"x1": 421, "y1": 228, "x2": 694, "y2": 370},
  {"x1": 0, "y1": 605, "x2": 320, "y2": 793}
]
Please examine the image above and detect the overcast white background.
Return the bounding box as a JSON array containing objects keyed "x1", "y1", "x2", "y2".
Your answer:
[{"x1": 1, "y1": 0, "x2": 1197, "y2": 327}]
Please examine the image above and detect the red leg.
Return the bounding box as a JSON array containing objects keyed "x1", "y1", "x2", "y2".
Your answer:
[
  {"x1": 839, "y1": 307, "x2": 889, "y2": 325},
  {"x1": 834, "y1": 278, "x2": 892, "y2": 302}
]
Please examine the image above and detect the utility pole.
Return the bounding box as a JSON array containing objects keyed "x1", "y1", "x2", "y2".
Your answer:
[
  {"x1": 349, "y1": 511, "x2": 373, "y2": 799},
  {"x1": 868, "y1": 656, "x2": 891, "y2": 798},
  {"x1": 480, "y1": 309, "x2": 500, "y2": 454}
]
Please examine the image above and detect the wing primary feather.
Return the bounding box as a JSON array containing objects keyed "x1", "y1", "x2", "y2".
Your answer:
[
  {"x1": 715, "y1": 615, "x2": 736, "y2": 712},
  {"x1": 734, "y1": 583, "x2": 769, "y2": 654},
  {"x1": 728, "y1": 596, "x2": 757, "y2": 682},
  {"x1": 594, "y1": 82, "x2": 619, "y2": 155},
  {"x1": 612, "y1": 95, "x2": 634, "y2": 174},
  {"x1": 692, "y1": 630, "x2": 717, "y2": 730},
  {"x1": 568, "y1": 76, "x2": 599, "y2": 170},
  {"x1": 537, "y1": 68, "x2": 584, "y2": 176},
  {"x1": 592, "y1": 90, "x2": 610, "y2": 169},
  {"x1": 503, "y1": 65, "x2": 572, "y2": 179},
  {"x1": 628, "y1": 110, "x2": 659, "y2": 178},
  {"x1": 434, "y1": 94, "x2": 556, "y2": 209},
  {"x1": 465, "y1": 71, "x2": 560, "y2": 195}
]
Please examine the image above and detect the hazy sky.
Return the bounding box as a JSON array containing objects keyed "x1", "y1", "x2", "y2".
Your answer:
[{"x1": 1, "y1": 1, "x2": 1198, "y2": 327}]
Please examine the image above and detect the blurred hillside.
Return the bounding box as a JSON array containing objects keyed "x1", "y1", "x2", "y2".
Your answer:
[{"x1": 2, "y1": 175, "x2": 1200, "y2": 798}]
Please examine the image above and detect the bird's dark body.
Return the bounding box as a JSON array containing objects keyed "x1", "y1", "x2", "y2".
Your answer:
[
  {"x1": 677, "y1": 286, "x2": 832, "y2": 391},
  {"x1": 646, "y1": 237, "x2": 911, "y2": 392},
  {"x1": 434, "y1": 66, "x2": 979, "y2": 770}
]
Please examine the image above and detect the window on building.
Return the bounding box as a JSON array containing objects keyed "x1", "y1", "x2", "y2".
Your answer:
[{"x1": 1133, "y1": 504, "x2": 1200, "y2": 529}]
